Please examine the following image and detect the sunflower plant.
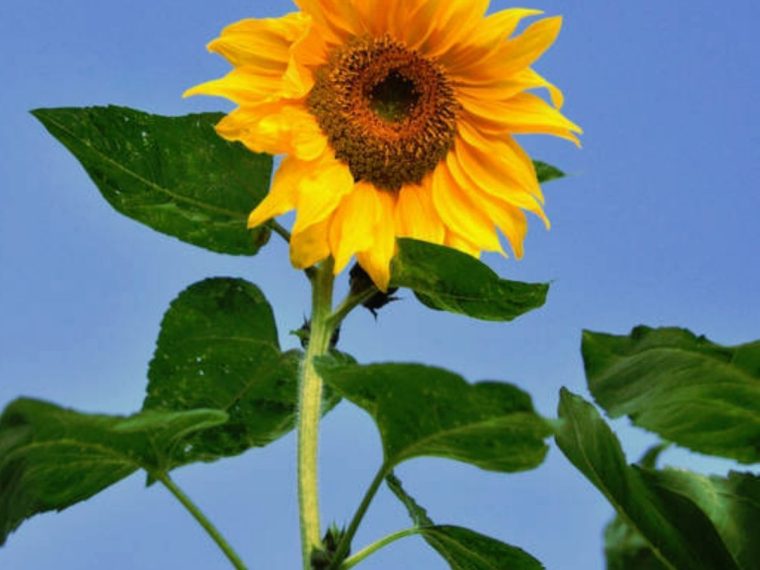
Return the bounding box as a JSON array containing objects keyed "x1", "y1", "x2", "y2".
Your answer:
[{"x1": 3, "y1": 1, "x2": 759, "y2": 569}]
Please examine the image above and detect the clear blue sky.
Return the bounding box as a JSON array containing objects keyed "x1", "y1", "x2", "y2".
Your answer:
[{"x1": 1, "y1": 1, "x2": 758, "y2": 568}]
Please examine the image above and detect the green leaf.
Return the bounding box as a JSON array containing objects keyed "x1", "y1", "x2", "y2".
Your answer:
[
  {"x1": 0, "y1": 398, "x2": 226, "y2": 545},
  {"x1": 386, "y1": 473, "x2": 544, "y2": 570},
  {"x1": 556, "y1": 389, "x2": 741, "y2": 570},
  {"x1": 636, "y1": 443, "x2": 671, "y2": 469},
  {"x1": 582, "y1": 326, "x2": 760, "y2": 463},
  {"x1": 32, "y1": 106, "x2": 273, "y2": 255},
  {"x1": 391, "y1": 239, "x2": 549, "y2": 322},
  {"x1": 533, "y1": 160, "x2": 565, "y2": 184},
  {"x1": 604, "y1": 446, "x2": 670, "y2": 570},
  {"x1": 643, "y1": 469, "x2": 760, "y2": 570},
  {"x1": 602, "y1": 468, "x2": 760, "y2": 570},
  {"x1": 144, "y1": 278, "x2": 338, "y2": 465},
  {"x1": 604, "y1": 516, "x2": 668, "y2": 570},
  {"x1": 316, "y1": 360, "x2": 551, "y2": 472}
]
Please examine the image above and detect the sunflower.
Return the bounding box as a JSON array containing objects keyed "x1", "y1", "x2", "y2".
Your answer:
[{"x1": 186, "y1": 1, "x2": 581, "y2": 291}]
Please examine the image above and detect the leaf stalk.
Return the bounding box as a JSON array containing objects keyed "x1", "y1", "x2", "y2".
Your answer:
[
  {"x1": 157, "y1": 473, "x2": 247, "y2": 570},
  {"x1": 340, "y1": 527, "x2": 419, "y2": 569},
  {"x1": 327, "y1": 464, "x2": 389, "y2": 569}
]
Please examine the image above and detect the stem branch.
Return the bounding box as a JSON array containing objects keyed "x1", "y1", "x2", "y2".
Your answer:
[
  {"x1": 339, "y1": 528, "x2": 419, "y2": 569},
  {"x1": 157, "y1": 473, "x2": 247, "y2": 570},
  {"x1": 328, "y1": 465, "x2": 389, "y2": 569},
  {"x1": 326, "y1": 287, "x2": 378, "y2": 330}
]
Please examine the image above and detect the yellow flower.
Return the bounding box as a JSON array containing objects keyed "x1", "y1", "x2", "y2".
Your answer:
[{"x1": 186, "y1": 1, "x2": 581, "y2": 291}]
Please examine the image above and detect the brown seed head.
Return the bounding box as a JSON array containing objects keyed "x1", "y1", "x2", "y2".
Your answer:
[{"x1": 307, "y1": 35, "x2": 459, "y2": 191}]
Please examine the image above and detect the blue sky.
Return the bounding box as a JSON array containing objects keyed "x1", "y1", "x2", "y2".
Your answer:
[{"x1": 1, "y1": 1, "x2": 759, "y2": 568}]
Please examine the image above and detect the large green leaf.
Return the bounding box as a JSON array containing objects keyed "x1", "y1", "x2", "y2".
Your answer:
[
  {"x1": 144, "y1": 278, "x2": 338, "y2": 465},
  {"x1": 642, "y1": 469, "x2": 760, "y2": 570},
  {"x1": 582, "y1": 326, "x2": 760, "y2": 463},
  {"x1": 603, "y1": 468, "x2": 760, "y2": 570},
  {"x1": 32, "y1": 106, "x2": 273, "y2": 255},
  {"x1": 316, "y1": 360, "x2": 551, "y2": 472},
  {"x1": 391, "y1": 239, "x2": 549, "y2": 322},
  {"x1": 556, "y1": 389, "x2": 744, "y2": 570},
  {"x1": 533, "y1": 160, "x2": 565, "y2": 184},
  {"x1": 386, "y1": 473, "x2": 544, "y2": 570},
  {"x1": 604, "y1": 446, "x2": 669, "y2": 570},
  {"x1": 0, "y1": 398, "x2": 226, "y2": 545}
]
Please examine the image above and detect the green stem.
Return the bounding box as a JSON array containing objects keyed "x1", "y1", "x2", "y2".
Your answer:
[
  {"x1": 157, "y1": 473, "x2": 247, "y2": 570},
  {"x1": 326, "y1": 287, "x2": 378, "y2": 330},
  {"x1": 340, "y1": 528, "x2": 419, "y2": 569},
  {"x1": 328, "y1": 464, "x2": 389, "y2": 570},
  {"x1": 269, "y1": 220, "x2": 291, "y2": 243},
  {"x1": 298, "y1": 258, "x2": 336, "y2": 568}
]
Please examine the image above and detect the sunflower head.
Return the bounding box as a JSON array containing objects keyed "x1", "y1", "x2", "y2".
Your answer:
[{"x1": 186, "y1": 1, "x2": 581, "y2": 291}]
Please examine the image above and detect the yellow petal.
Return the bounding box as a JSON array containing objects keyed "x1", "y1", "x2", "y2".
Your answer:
[
  {"x1": 356, "y1": 191, "x2": 397, "y2": 292},
  {"x1": 401, "y1": 0, "x2": 450, "y2": 50},
  {"x1": 352, "y1": 0, "x2": 392, "y2": 36},
  {"x1": 502, "y1": 92, "x2": 582, "y2": 142},
  {"x1": 451, "y1": 15, "x2": 563, "y2": 87},
  {"x1": 207, "y1": 13, "x2": 309, "y2": 70},
  {"x1": 363, "y1": 0, "x2": 432, "y2": 41},
  {"x1": 185, "y1": 12, "x2": 314, "y2": 103},
  {"x1": 483, "y1": 8, "x2": 545, "y2": 41},
  {"x1": 247, "y1": 155, "x2": 304, "y2": 228},
  {"x1": 454, "y1": 66, "x2": 564, "y2": 110},
  {"x1": 441, "y1": 8, "x2": 543, "y2": 73},
  {"x1": 214, "y1": 102, "x2": 328, "y2": 160},
  {"x1": 288, "y1": 17, "x2": 333, "y2": 67},
  {"x1": 445, "y1": 152, "x2": 529, "y2": 258},
  {"x1": 460, "y1": 91, "x2": 582, "y2": 145},
  {"x1": 520, "y1": 68, "x2": 565, "y2": 109},
  {"x1": 248, "y1": 149, "x2": 354, "y2": 232},
  {"x1": 292, "y1": 151, "x2": 355, "y2": 234},
  {"x1": 415, "y1": 0, "x2": 490, "y2": 60},
  {"x1": 394, "y1": 178, "x2": 445, "y2": 244},
  {"x1": 328, "y1": 182, "x2": 382, "y2": 274},
  {"x1": 290, "y1": 217, "x2": 331, "y2": 268},
  {"x1": 498, "y1": 16, "x2": 564, "y2": 76},
  {"x1": 444, "y1": 230, "x2": 481, "y2": 258},
  {"x1": 293, "y1": 0, "x2": 358, "y2": 42},
  {"x1": 456, "y1": 123, "x2": 543, "y2": 203},
  {"x1": 504, "y1": 134, "x2": 551, "y2": 204},
  {"x1": 431, "y1": 163, "x2": 503, "y2": 253},
  {"x1": 276, "y1": 106, "x2": 330, "y2": 160},
  {"x1": 184, "y1": 68, "x2": 285, "y2": 104},
  {"x1": 373, "y1": 0, "x2": 427, "y2": 43},
  {"x1": 451, "y1": 135, "x2": 549, "y2": 229}
]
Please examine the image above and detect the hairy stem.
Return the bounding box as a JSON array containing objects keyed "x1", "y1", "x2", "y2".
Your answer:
[
  {"x1": 298, "y1": 258, "x2": 336, "y2": 568},
  {"x1": 157, "y1": 473, "x2": 247, "y2": 570},
  {"x1": 340, "y1": 528, "x2": 419, "y2": 569},
  {"x1": 328, "y1": 465, "x2": 389, "y2": 569}
]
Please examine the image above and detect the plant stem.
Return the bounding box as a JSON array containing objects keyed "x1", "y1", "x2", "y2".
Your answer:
[
  {"x1": 157, "y1": 473, "x2": 247, "y2": 570},
  {"x1": 326, "y1": 287, "x2": 378, "y2": 330},
  {"x1": 328, "y1": 464, "x2": 389, "y2": 570},
  {"x1": 298, "y1": 258, "x2": 336, "y2": 568},
  {"x1": 269, "y1": 220, "x2": 291, "y2": 243},
  {"x1": 340, "y1": 528, "x2": 419, "y2": 569}
]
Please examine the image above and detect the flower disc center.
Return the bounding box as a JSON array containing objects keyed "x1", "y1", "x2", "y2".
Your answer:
[
  {"x1": 307, "y1": 35, "x2": 459, "y2": 191},
  {"x1": 369, "y1": 70, "x2": 419, "y2": 123}
]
